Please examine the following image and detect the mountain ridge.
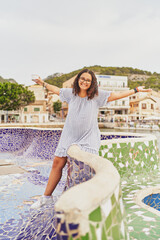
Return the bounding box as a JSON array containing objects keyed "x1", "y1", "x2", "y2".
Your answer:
[
  {"x1": 44, "y1": 66, "x2": 160, "y2": 91},
  {"x1": 0, "y1": 76, "x2": 17, "y2": 84}
]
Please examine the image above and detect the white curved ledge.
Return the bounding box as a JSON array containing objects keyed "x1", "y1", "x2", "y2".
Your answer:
[{"x1": 55, "y1": 144, "x2": 120, "y2": 234}]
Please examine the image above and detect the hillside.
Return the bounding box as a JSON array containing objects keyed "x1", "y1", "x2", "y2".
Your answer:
[
  {"x1": 44, "y1": 66, "x2": 160, "y2": 91},
  {"x1": 0, "y1": 76, "x2": 17, "y2": 84}
]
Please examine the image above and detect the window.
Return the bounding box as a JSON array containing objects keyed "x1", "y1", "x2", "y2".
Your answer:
[
  {"x1": 24, "y1": 108, "x2": 27, "y2": 112},
  {"x1": 142, "y1": 103, "x2": 147, "y2": 109},
  {"x1": 101, "y1": 111, "x2": 105, "y2": 114},
  {"x1": 151, "y1": 104, "x2": 154, "y2": 110},
  {"x1": 34, "y1": 108, "x2": 40, "y2": 112},
  {"x1": 122, "y1": 101, "x2": 125, "y2": 106},
  {"x1": 134, "y1": 104, "x2": 138, "y2": 107}
]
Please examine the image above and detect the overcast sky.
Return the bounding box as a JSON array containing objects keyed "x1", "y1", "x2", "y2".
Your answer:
[{"x1": 0, "y1": 0, "x2": 160, "y2": 86}]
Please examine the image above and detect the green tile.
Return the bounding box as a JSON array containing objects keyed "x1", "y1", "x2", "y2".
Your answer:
[
  {"x1": 81, "y1": 233, "x2": 89, "y2": 240},
  {"x1": 96, "y1": 223, "x2": 99, "y2": 228},
  {"x1": 108, "y1": 158, "x2": 115, "y2": 163},
  {"x1": 137, "y1": 232, "x2": 149, "y2": 240},
  {"x1": 120, "y1": 147, "x2": 129, "y2": 157},
  {"x1": 117, "y1": 208, "x2": 122, "y2": 222},
  {"x1": 105, "y1": 212, "x2": 112, "y2": 229},
  {"x1": 89, "y1": 224, "x2": 97, "y2": 240},
  {"x1": 102, "y1": 226, "x2": 107, "y2": 240},
  {"x1": 111, "y1": 206, "x2": 117, "y2": 221},
  {"x1": 143, "y1": 211, "x2": 156, "y2": 217},
  {"x1": 112, "y1": 143, "x2": 117, "y2": 148},
  {"x1": 99, "y1": 151, "x2": 102, "y2": 156},
  {"x1": 112, "y1": 225, "x2": 120, "y2": 240},
  {"x1": 120, "y1": 143, "x2": 126, "y2": 148},
  {"x1": 89, "y1": 206, "x2": 102, "y2": 222},
  {"x1": 100, "y1": 145, "x2": 104, "y2": 150},
  {"x1": 118, "y1": 189, "x2": 122, "y2": 199}
]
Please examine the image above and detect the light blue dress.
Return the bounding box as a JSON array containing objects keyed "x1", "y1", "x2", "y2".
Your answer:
[{"x1": 54, "y1": 88, "x2": 111, "y2": 157}]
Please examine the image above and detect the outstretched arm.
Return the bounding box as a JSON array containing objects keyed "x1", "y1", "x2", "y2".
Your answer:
[
  {"x1": 107, "y1": 86, "x2": 152, "y2": 102},
  {"x1": 32, "y1": 77, "x2": 60, "y2": 95}
]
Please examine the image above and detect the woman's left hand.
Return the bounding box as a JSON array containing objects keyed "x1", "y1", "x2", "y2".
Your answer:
[{"x1": 137, "y1": 86, "x2": 152, "y2": 92}]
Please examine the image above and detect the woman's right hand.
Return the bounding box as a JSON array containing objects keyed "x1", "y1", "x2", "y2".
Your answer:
[{"x1": 32, "y1": 76, "x2": 44, "y2": 86}]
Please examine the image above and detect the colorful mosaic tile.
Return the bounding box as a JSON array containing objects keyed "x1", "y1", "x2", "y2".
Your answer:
[
  {"x1": 143, "y1": 193, "x2": 160, "y2": 211},
  {"x1": 99, "y1": 137, "x2": 159, "y2": 178},
  {"x1": 0, "y1": 128, "x2": 159, "y2": 239}
]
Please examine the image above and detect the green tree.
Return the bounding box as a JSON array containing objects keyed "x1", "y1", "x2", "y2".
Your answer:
[
  {"x1": 53, "y1": 100, "x2": 62, "y2": 113},
  {"x1": 0, "y1": 82, "x2": 35, "y2": 110}
]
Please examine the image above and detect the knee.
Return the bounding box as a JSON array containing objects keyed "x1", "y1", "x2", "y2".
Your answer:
[{"x1": 52, "y1": 158, "x2": 66, "y2": 171}]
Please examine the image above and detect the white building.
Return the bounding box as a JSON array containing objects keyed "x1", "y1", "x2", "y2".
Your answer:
[
  {"x1": 96, "y1": 75, "x2": 130, "y2": 122},
  {"x1": 129, "y1": 92, "x2": 160, "y2": 121},
  {"x1": 21, "y1": 85, "x2": 49, "y2": 123}
]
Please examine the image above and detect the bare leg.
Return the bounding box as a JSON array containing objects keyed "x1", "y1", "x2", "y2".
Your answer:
[{"x1": 44, "y1": 156, "x2": 67, "y2": 196}]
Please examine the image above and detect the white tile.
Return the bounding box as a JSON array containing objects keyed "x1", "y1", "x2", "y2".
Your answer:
[
  {"x1": 142, "y1": 216, "x2": 156, "y2": 222},
  {"x1": 121, "y1": 221, "x2": 125, "y2": 236},
  {"x1": 128, "y1": 226, "x2": 134, "y2": 232},
  {"x1": 138, "y1": 146, "x2": 143, "y2": 151},
  {"x1": 96, "y1": 228, "x2": 102, "y2": 240},
  {"x1": 119, "y1": 198, "x2": 124, "y2": 214},
  {"x1": 154, "y1": 165, "x2": 157, "y2": 170},
  {"x1": 108, "y1": 144, "x2": 112, "y2": 149},
  {"x1": 117, "y1": 143, "x2": 121, "y2": 148},
  {"x1": 145, "y1": 153, "x2": 148, "y2": 158},
  {"x1": 115, "y1": 186, "x2": 119, "y2": 202},
  {"x1": 134, "y1": 160, "x2": 139, "y2": 165},
  {"x1": 119, "y1": 163, "x2": 124, "y2": 168},
  {"x1": 144, "y1": 141, "x2": 149, "y2": 146},
  {"x1": 101, "y1": 198, "x2": 112, "y2": 218},
  {"x1": 134, "y1": 211, "x2": 144, "y2": 216},
  {"x1": 108, "y1": 152, "x2": 113, "y2": 158}
]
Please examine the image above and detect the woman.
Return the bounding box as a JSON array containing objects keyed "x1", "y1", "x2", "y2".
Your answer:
[{"x1": 31, "y1": 69, "x2": 151, "y2": 209}]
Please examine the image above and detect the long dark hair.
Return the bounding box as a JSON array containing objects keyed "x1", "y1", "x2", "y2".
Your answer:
[{"x1": 72, "y1": 69, "x2": 98, "y2": 99}]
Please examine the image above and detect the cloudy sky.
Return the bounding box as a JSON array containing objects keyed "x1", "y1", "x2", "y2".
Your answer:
[{"x1": 0, "y1": 0, "x2": 160, "y2": 86}]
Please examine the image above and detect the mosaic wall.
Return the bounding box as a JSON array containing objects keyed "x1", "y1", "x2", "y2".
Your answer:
[
  {"x1": 56, "y1": 186, "x2": 128, "y2": 240},
  {"x1": 0, "y1": 128, "x2": 61, "y2": 159},
  {"x1": 55, "y1": 151, "x2": 128, "y2": 240},
  {"x1": 99, "y1": 134, "x2": 159, "y2": 178},
  {"x1": 122, "y1": 173, "x2": 160, "y2": 240},
  {"x1": 100, "y1": 132, "x2": 160, "y2": 240},
  {"x1": 0, "y1": 128, "x2": 159, "y2": 240}
]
